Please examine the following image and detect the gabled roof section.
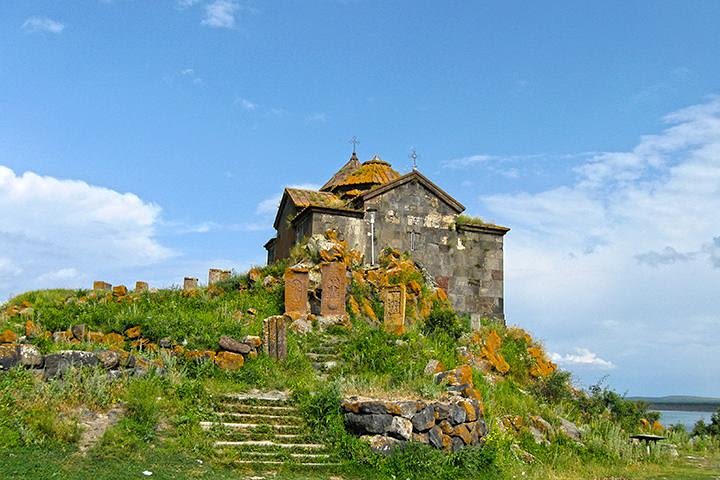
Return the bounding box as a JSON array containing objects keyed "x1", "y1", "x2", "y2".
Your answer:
[
  {"x1": 285, "y1": 188, "x2": 344, "y2": 209},
  {"x1": 320, "y1": 153, "x2": 361, "y2": 191},
  {"x1": 360, "y1": 170, "x2": 466, "y2": 213},
  {"x1": 273, "y1": 187, "x2": 349, "y2": 229}
]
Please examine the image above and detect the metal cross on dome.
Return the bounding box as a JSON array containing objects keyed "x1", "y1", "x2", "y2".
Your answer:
[
  {"x1": 349, "y1": 136, "x2": 360, "y2": 154},
  {"x1": 410, "y1": 148, "x2": 418, "y2": 170}
]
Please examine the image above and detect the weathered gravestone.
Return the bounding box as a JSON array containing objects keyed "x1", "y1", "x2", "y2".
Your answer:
[
  {"x1": 320, "y1": 262, "x2": 347, "y2": 318},
  {"x1": 208, "y1": 268, "x2": 231, "y2": 285},
  {"x1": 263, "y1": 315, "x2": 287, "y2": 360},
  {"x1": 183, "y1": 277, "x2": 198, "y2": 291},
  {"x1": 93, "y1": 281, "x2": 112, "y2": 291},
  {"x1": 284, "y1": 268, "x2": 309, "y2": 317},
  {"x1": 135, "y1": 281, "x2": 149, "y2": 292},
  {"x1": 383, "y1": 285, "x2": 406, "y2": 335}
]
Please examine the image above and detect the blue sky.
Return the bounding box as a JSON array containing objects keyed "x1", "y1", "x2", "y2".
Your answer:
[{"x1": 1, "y1": 1, "x2": 719, "y2": 396}]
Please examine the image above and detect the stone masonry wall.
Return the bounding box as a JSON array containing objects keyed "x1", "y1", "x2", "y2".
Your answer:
[
  {"x1": 362, "y1": 179, "x2": 505, "y2": 322},
  {"x1": 342, "y1": 396, "x2": 487, "y2": 453}
]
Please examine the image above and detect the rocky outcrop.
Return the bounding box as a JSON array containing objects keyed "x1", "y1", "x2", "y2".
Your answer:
[{"x1": 342, "y1": 396, "x2": 487, "y2": 452}]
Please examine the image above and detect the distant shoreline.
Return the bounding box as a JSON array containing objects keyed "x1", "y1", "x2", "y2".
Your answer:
[
  {"x1": 647, "y1": 403, "x2": 719, "y2": 412},
  {"x1": 628, "y1": 396, "x2": 720, "y2": 413}
]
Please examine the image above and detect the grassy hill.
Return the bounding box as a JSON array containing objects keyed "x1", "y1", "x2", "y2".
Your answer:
[{"x1": 1, "y1": 245, "x2": 719, "y2": 479}]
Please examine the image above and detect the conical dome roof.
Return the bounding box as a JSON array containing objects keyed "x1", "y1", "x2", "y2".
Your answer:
[{"x1": 322, "y1": 155, "x2": 400, "y2": 198}]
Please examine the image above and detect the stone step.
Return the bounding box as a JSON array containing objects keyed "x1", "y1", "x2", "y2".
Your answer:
[
  {"x1": 214, "y1": 412, "x2": 304, "y2": 426},
  {"x1": 242, "y1": 452, "x2": 332, "y2": 460},
  {"x1": 221, "y1": 392, "x2": 291, "y2": 405},
  {"x1": 311, "y1": 361, "x2": 338, "y2": 371},
  {"x1": 306, "y1": 352, "x2": 339, "y2": 361},
  {"x1": 215, "y1": 440, "x2": 326, "y2": 449},
  {"x1": 215, "y1": 432, "x2": 308, "y2": 442},
  {"x1": 231, "y1": 460, "x2": 341, "y2": 467},
  {"x1": 200, "y1": 421, "x2": 303, "y2": 432},
  {"x1": 217, "y1": 402, "x2": 299, "y2": 415}
]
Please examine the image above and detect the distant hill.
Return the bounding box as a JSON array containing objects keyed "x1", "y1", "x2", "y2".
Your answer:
[{"x1": 628, "y1": 395, "x2": 720, "y2": 412}]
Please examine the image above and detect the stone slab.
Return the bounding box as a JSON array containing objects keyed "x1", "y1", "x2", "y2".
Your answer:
[
  {"x1": 382, "y1": 285, "x2": 406, "y2": 335},
  {"x1": 284, "y1": 268, "x2": 309, "y2": 316},
  {"x1": 320, "y1": 262, "x2": 347, "y2": 318}
]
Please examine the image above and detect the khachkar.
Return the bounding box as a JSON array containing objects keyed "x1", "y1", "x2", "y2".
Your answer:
[
  {"x1": 320, "y1": 262, "x2": 347, "y2": 318},
  {"x1": 284, "y1": 267, "x2": 309, "y2": 317},
  {"x1": 263, "y1": 316, "x2": 287, "y2": 361},
  {"x1": 382, "y1": 284, "x2": 406, "y2": 335}
]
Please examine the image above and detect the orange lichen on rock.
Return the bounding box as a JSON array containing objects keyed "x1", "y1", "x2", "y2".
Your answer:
[
  {"x1": 528, "y1": 345, "x2": 557, "y2": 378},
  {"x1": 0, "y1": 329, "x2": 18, "y2": 344},
  {"x1": 214, "y1": 351, "x2": 244, "y2": 370},
  {"x1": 125, "y1": 326, "x2": 142, "y2": 339},
  {"x1": 361, "y1": 299, "x2": 378, "y2": 322},
  {"x1": 347, "y1": 296, "x2": 360, "y2": 316},
  {"x1": 25, "y1": 320, "x2": 43, "y2": 339},
  {"x1": 480, "y1": 330, "x2": 510, "y2": 374}
]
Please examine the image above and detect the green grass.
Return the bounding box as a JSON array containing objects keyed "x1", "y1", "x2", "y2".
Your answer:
[{"x1": 2, "y1": 272, "x2": 720, "y2": 479}]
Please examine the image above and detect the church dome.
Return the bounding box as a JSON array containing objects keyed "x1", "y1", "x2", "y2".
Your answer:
[{"x1": 337, "y1": 155, "x2": 401, "y2": 190}]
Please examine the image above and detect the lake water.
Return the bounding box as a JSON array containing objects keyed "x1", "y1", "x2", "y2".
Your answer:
[{"x1": 655, "y1": 410, "x2": 714, "y2": 430}]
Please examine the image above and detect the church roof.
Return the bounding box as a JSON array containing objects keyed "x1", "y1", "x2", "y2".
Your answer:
[
  {"x1": 321, "y1": 154, "x2": 401, "y2": 193},
  {"x1": 284, "y1": 188, "x2": 344, "y2": 209},
  {"x1": 320, "y1": 153, "x2": 361, "y2": 191}
]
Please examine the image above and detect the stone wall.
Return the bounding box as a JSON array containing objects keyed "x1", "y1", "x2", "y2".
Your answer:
[
  {"x1": 342, "y1": 396, "x2": 487, "y2": 453},
  {"x1": 363, "y1": 179, "x2": 506, "y2": 322}
]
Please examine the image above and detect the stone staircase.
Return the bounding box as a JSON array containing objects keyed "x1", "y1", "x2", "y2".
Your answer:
[
  {"x1": 204, "y1": 390, "x2": 338, "y2": 470},
  {"x1": 304, "y1": 333, "x2": 347, "y2": 377}
]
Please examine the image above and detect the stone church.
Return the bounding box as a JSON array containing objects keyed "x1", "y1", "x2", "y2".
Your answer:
[{"x1": 264, "y1": 152, "x2": 509, "y2": 323}]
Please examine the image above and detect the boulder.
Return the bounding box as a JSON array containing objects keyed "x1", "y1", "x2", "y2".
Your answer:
[
  {"x1": 71, "y1": 324, "x2": 87, "y2": 341},
  {"x1": 214, "y1": 351, "x2": 245, "y2": 370},
  {"x1": 289, "y1": 318, "x2": 313, "y2": 335},
  {"x1": 103, "y1": 333, "x2": 125, "y2": 347},
  {"x1": 44, "y1": 350, "x2": 99, "y2": 379},
  {"x1": 87, "y1": 332, "x2": 105, "y2": 343},
  {"x1": 344, "y1": 413, "x2": 393, "y2": 435},
  {"x1": 25, "y1": 320, "x2": 43, "y2": 339},
  {"x1": 531, "y1": 416, "x2": 552, "y2": 436},
  {"x1": 96, "y1": 350, "x2": 120, "y2": 369},
  {"x1": 412, "y1": 432, "x2": 429, "y2": 444},
  {"x1": 0, "y1": 329, "x2": 18, "y2": 344},
  {"x1": 242, "y1": 335, "x2": 262, "y2": 348},
  {"x1": 218, "y1": 336, "x2": 251, "y2": 354},
  {"x1": 125, "y1": 326, "x2": 141, "y2": 339},
  {"x1": 412, "y1": 405, "x2": 436, "y2": 432},
  {"x1": 18, "y1": 345, "x2": 43, "y2": 368},
  {"x1": 361, "y1": 435, "x2": 401, "y2": 455},
  {"x1": 529, "y1": 425, "x2": 548, "y2": 445},
  {"x1": 158, "y1": 337, "x2": 172, "y2": 348},
  {"x1": 428, "y1": 425, "x2": 444, "y2": 449},
  {"x1": 0, "y1": 345, "x2": 20, "y2": 370},
  {"x1": 460, "y1": 399, "x2": 478, "y2": 422},
  {"x1": 449, "y1": 403, "x2": 468, "y2": 425},
  {"x1": 434, "y1": 402, "x2": 450, "y2": 421},
  {"x1": 387, "y1": 416, "x2": 413, "y2": 440},
  {"x1": 424, "y1": 359, "x2": 444, "y2": 376},
  {"x1": 558, "y1": 417, "x2": 582, "y2": 442},
  {"x1": 451, "y1": 436, "x2": 465, "y2": 452}
]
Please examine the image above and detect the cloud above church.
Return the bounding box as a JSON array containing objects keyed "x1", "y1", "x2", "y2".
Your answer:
[
  {"x1": 475, "y1": 96, "x2": 720, "y2": 394},
  {"x1": 0, "y1": 166, "x2": 173, "y2": 299}
]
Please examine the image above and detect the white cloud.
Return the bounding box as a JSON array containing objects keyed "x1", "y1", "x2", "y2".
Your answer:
[
  {"x1": 0, "y1": 166, "x2": 173, "y2": 299},
  {"x1": 550, "y1": 348, "x2": 614, "y2": 369},
  {"x1": 22, "y1": 17, "x2": 65, "y2": 34},
  {"x1": 305, "y1": 113, "x2": 328, "y2": 124},
  {"x1": 177, "y1": 0, "x2": 202, "y2": 8},
  {"x1": 478, "y1": 96, "x2": 720, "y2": 394},
  {"x1": 236, "y1": 97, "x2": 258, "y2": 111},
  {"x1": 202, "y1": 0, "x2": 240, "y2": 29}
]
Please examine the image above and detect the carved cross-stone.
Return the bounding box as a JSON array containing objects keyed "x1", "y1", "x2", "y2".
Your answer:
[
  {"x1": 93, "y1": 281, "x2": 112, "y2": 291},
  {"x1": 208, "y1": 268, "x2": 231, "y2": 285},
  {"x1": 183, "y1": 277, "x2": 198, "y2": 291},
  {"x1": 383, "y1": 285, "x2": 406, "y2": 335},
  {"x1": 263, "y1": 315, "x2": 287, "y2": 361},
  {"x1": 320, "y1": 262, "x2": 347, "y2": 318},
  {"x1": 284, "y1": 268, "x2": 309, "y2": 316}
]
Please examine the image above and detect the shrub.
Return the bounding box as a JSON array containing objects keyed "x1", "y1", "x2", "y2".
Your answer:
[{"x1": 423, "y1": 301, "x2": 467, "y2": 340}]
